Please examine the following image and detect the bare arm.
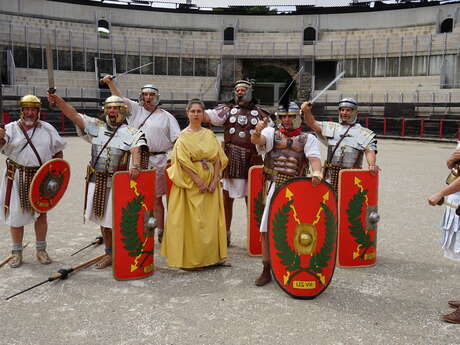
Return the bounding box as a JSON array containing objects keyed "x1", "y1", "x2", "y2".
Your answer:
[
  {"x1": 301, "y1": 102, "x2": 322, "y2": 136},
  {"x1": 447, "y1": 149, "x2": 460, "y2": 169},
  {"x1": 101, "y1": 75, "x2": 123, "y2": 98},
  {"x1": 250, "y1": 119, "x2": 268, "y2": 146},
  {"x1": 428, "y1": 176, "x2": 460, "y2": 206},
  {"x1": 202, "y1": 111, "x2": 211, "y2": 124},
  {"x1": 48, "y1": 93, "x2": 84, "y2": 131},
  {"x1": 129, "y1": 146, "x2": 141, "y2": 179},
  {"x1": 308, "y1": 156, "x2": 322, "y2": 186},
  {"x1": 53, "y1": 151, "x2": 63, "y2": 159},
  {"x1": 364, "y1": 149, "x2": 379, "y2": 175}
]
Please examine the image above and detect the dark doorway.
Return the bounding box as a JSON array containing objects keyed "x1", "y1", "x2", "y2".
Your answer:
[
  {"x1": 440, "y1": 18, "x2": 453, "y2": 33},
  {"x1": 97, "y1": 19, "x2": 110, "y2": 39},
  {"x1": 224, "y1": 27, "x2": 234, "y2": 45},
  {"x1": 314, "y1": 60, "x2": 337, "y2": 90},
  {"x1": 252, "y1": 64, "x2": 293, "y2": 105},
  {"x1": 96, "y1": 57, "x2": 115, "y2": 99},
  {"x1": 303, "y1": 27, "x2": 316, "y2": 45}
]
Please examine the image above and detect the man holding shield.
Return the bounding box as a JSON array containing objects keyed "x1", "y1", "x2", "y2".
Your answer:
[{"x1": 0, "y1": 95, "x2": 66, "y2": 268}]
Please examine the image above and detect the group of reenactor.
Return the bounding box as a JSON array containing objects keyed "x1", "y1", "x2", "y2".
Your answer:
[{"x1": 0, "y1": 77, "x2": 379, "y2": 295}]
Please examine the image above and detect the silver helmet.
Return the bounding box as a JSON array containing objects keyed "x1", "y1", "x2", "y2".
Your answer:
[
  {"x1": 233, "y1": 80, "x2": 253, "y2": 104},
  {"x1": 139, "y1": 84, "x2": 160, "y2": 106},
  {"x1": 275, "y1": 101, "x2": 302, "y2": 130},
  {"x1": 103, "y1": 95, "x2": 129, "y2": 125},
  {"x1": 338, "y1": 97, "x2": 358, "y2": 124}
]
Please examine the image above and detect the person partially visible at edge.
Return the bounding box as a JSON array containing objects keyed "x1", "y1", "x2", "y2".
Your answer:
[
  {"x1": 161, "y1": 99, "x2": 229, "y2": 270},
  {"x1": 203, "y1": 80, "x2": 270, "y2": 246},
  {"x1": 250, "y1": 101, "x2": 322, "y2": 286},
  {"x1": 301, "y1": 98, "x2": 378, "y2": 193},
  {"x1": 101, "y1": 75, "x2": 181, "y2": 244},
  {"x1": 0, "y1": 95, "x2": 66, "y2": 268},
  {"x1": 48, "y1": 93, "x2": 146, "y2": 269},
  {"x1": 428, "y1": 144, "x2": 460, "y2": 324}
]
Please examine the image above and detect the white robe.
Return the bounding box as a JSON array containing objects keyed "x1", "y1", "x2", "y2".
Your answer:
[
  {"x1": 125, "y1": 99, "x2": 180, "y2": 196},
  {"x1": 0, "y1": 121, "x2": 66, "y2": 227},
  {"x1": 440, "y1": 141, "x2": 460, "y2": 261}
]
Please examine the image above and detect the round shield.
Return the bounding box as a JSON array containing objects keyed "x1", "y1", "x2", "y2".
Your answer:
[
  {"x1": 29, "y1": 158, "x2": 71, "y2": 213},
  {"x1": 268, "y1": 177, "x2": 337, "y2": 299}
]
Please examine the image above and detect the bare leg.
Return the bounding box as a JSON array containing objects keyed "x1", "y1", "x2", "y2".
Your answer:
[
  {"x1": 223, "y1": 190, "x2": 234, "y2": 246},
  {"x1": 96, "y1": 226, "x2": 113, "y2": 269},
  {"x1": 255, "y1": 232, "x2": 271, "y2": 286},
  {"x1": 34, "y1": 213, "x2": 47, "y2": 242},
  {"x1": 155, "y1": 196, "x2": 165, "y2": 243},
  {"x1": 10, "y1": 226, "x2": 25, "y2": 244}
]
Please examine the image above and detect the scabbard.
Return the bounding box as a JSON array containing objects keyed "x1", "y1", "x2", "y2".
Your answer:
[{"x1": 3, "y1": 160, "x2": 15, "y2": 217}]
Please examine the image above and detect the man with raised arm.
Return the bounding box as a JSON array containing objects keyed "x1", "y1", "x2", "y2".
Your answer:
[
  {"x1": 101, "y1": 76, "x2": 180, "y2": 243},
  {"x1": 48, "y1": 93, "x2": 146, "y2": 268},
  {"x1": 301, "y1": 98, "x2": 378, "y2": 193}
]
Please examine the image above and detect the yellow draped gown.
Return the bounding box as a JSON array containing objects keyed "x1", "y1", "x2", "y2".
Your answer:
[{"x1": 161, "y1": 128, "x2": 228, "y2": 268}]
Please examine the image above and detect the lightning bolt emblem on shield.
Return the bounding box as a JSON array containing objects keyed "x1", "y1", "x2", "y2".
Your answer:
[{"x1": 129, "y1": 180, "x2": 149, "y2": 272}]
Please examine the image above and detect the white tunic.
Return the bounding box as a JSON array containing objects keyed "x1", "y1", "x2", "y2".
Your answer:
[
  {"x1": 77, "y1": 114, "x2": 145, "y2": 229},
  {"x1": 125, "y1": 99, "x2": 180, "y2": 196},
  {"x1": 440, "y1": 141, "x2": 460, "y2": 261},
  {"x1": 0, "y1": 121, "x2": 66, "y2": 227},
  {"x1": 256, "y1": 127, "x2": 321, "y2": 233}
]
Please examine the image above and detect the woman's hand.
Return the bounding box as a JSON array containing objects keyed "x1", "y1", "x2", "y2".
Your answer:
[{"x1": 207, "y1": 180, "x2": 218, "y2": 193}]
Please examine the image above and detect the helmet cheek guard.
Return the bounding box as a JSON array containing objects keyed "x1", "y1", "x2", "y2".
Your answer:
[
  {"x1": 338, "y1": 97, "x2": 358, "y2": 124},
  {"x1": 103, "y1": 95, "x2": 129, "y2": 125},
  {"x1": 19, "y1": 94, "x2": 41, "y2": 122},
  {"x1": 139, "y1": 84, "x2": 160, "y2": 106}
]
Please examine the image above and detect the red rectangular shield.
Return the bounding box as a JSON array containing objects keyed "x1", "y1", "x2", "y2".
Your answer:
[
  {"x1": 112, "y1": 170, "x2": 156, "y2": 280},
  {"x1": 338, "y1": 169, "x2": 379, "y2": 267},
  {"x1": 247, "y1": 165, "x2": 264, "y2": 256}
]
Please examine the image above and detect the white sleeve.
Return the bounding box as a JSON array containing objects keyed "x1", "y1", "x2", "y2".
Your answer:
[
  {"x1": 168, "y1": 113, "x2": 181, "y2": 143},
  {"x1": 256, "y1": 127, "x2": 275, "y2": 155},
  {"x1": 304, "y1": 133, "x2": 321, "y2": 159},
  {"x1": 125, "y1": 98, "x2": 142, "y2": 119},
  {"x1": 206, "y1": 108, "x2": 226, "y2": 126}
]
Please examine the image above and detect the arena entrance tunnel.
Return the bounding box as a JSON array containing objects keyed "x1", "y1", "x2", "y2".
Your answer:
[{"x1": 243, "y1": 61, "x2": 299, "y2": 106}]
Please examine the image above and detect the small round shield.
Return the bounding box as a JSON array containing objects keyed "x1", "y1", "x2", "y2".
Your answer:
[
  {"x1": 268, "y1": 177, "x2": 337, "y2": 299},
  {"x1": 29, "y1": 158, "x2": 71, "y2": 213}
]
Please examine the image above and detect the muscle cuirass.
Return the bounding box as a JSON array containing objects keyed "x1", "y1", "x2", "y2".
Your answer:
[
  {"x1": 264, "y1": 131, "x2": 309, "y2": 182},
  {"x1": 215, "y1": 104, "x2": 269, "y2": 179}
]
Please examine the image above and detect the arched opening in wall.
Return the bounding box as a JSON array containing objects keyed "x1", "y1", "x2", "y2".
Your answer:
[
  {"x1": 97, "y1": 19, "x2": 110, "y2": 39},
  {"x1": 224, "y1": 27, "x2": 235, "y2": 45},
  {"x1": 440, "y1": 18, "x2": 453, "y2": 33},
  {"x1": 252, "y1": 64, "x2": 293, "y2": 105},
  {"x1": 303, "y1": 27, "x2": 316, "y2": 45}
]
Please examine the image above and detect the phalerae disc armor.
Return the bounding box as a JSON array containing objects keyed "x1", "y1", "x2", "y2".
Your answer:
[
  {"x1": 338, "y1": 97, "x2": 358, "y2": 124},
  {"x1": 139, "y1": 84, "x2": 160, "y2": 106},
  {"x1": 19, "y1": 94, "x2": 41, "y2": 121}
]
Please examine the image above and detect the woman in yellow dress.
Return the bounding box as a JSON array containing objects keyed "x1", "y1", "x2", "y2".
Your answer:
[{"x1": 161, "y1": 99, "x2": 228, "y2": 269}]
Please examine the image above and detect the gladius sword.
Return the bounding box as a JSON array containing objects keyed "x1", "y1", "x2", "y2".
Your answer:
[
  {"x1": 46, "y1": 36, "x2": 56, "y2": 107},
  {"x1": 309, "y1": 71, "x2": 345, "y2": 104}
]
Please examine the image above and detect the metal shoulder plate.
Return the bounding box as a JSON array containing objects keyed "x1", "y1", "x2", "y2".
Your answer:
[
  {"x1": 356, "y1": 126, "x2": 377, "y2": 150},
  {"x1": 321, "y1": 121, "x2": 340, "y2": 138}
]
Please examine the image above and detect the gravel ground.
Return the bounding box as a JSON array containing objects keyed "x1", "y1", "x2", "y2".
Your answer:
[{"x1": 0, "y1": 137, "x2": 459, "y2": 345}]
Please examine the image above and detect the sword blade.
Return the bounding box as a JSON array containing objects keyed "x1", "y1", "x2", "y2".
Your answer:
[
  {"x1": 46, "y1": 37, "x2": 55, "y2": 92},
  {"x1": 310, "y1": 71, "x2": 345, "y2": 103},
  {"x1": 115, "y1": 61, "x2": 153, "y2": 79}
]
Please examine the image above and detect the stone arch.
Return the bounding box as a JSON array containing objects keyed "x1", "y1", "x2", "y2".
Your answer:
[
  {"x1": 440, "y1": 18, "x2": 453, "y2": 33},
  {"x1": 303, "y1": 27, "x2": 316, "y2": 45},
  {"x1": 224, "y1": 27, "x2": 235, "y2": 45}
]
